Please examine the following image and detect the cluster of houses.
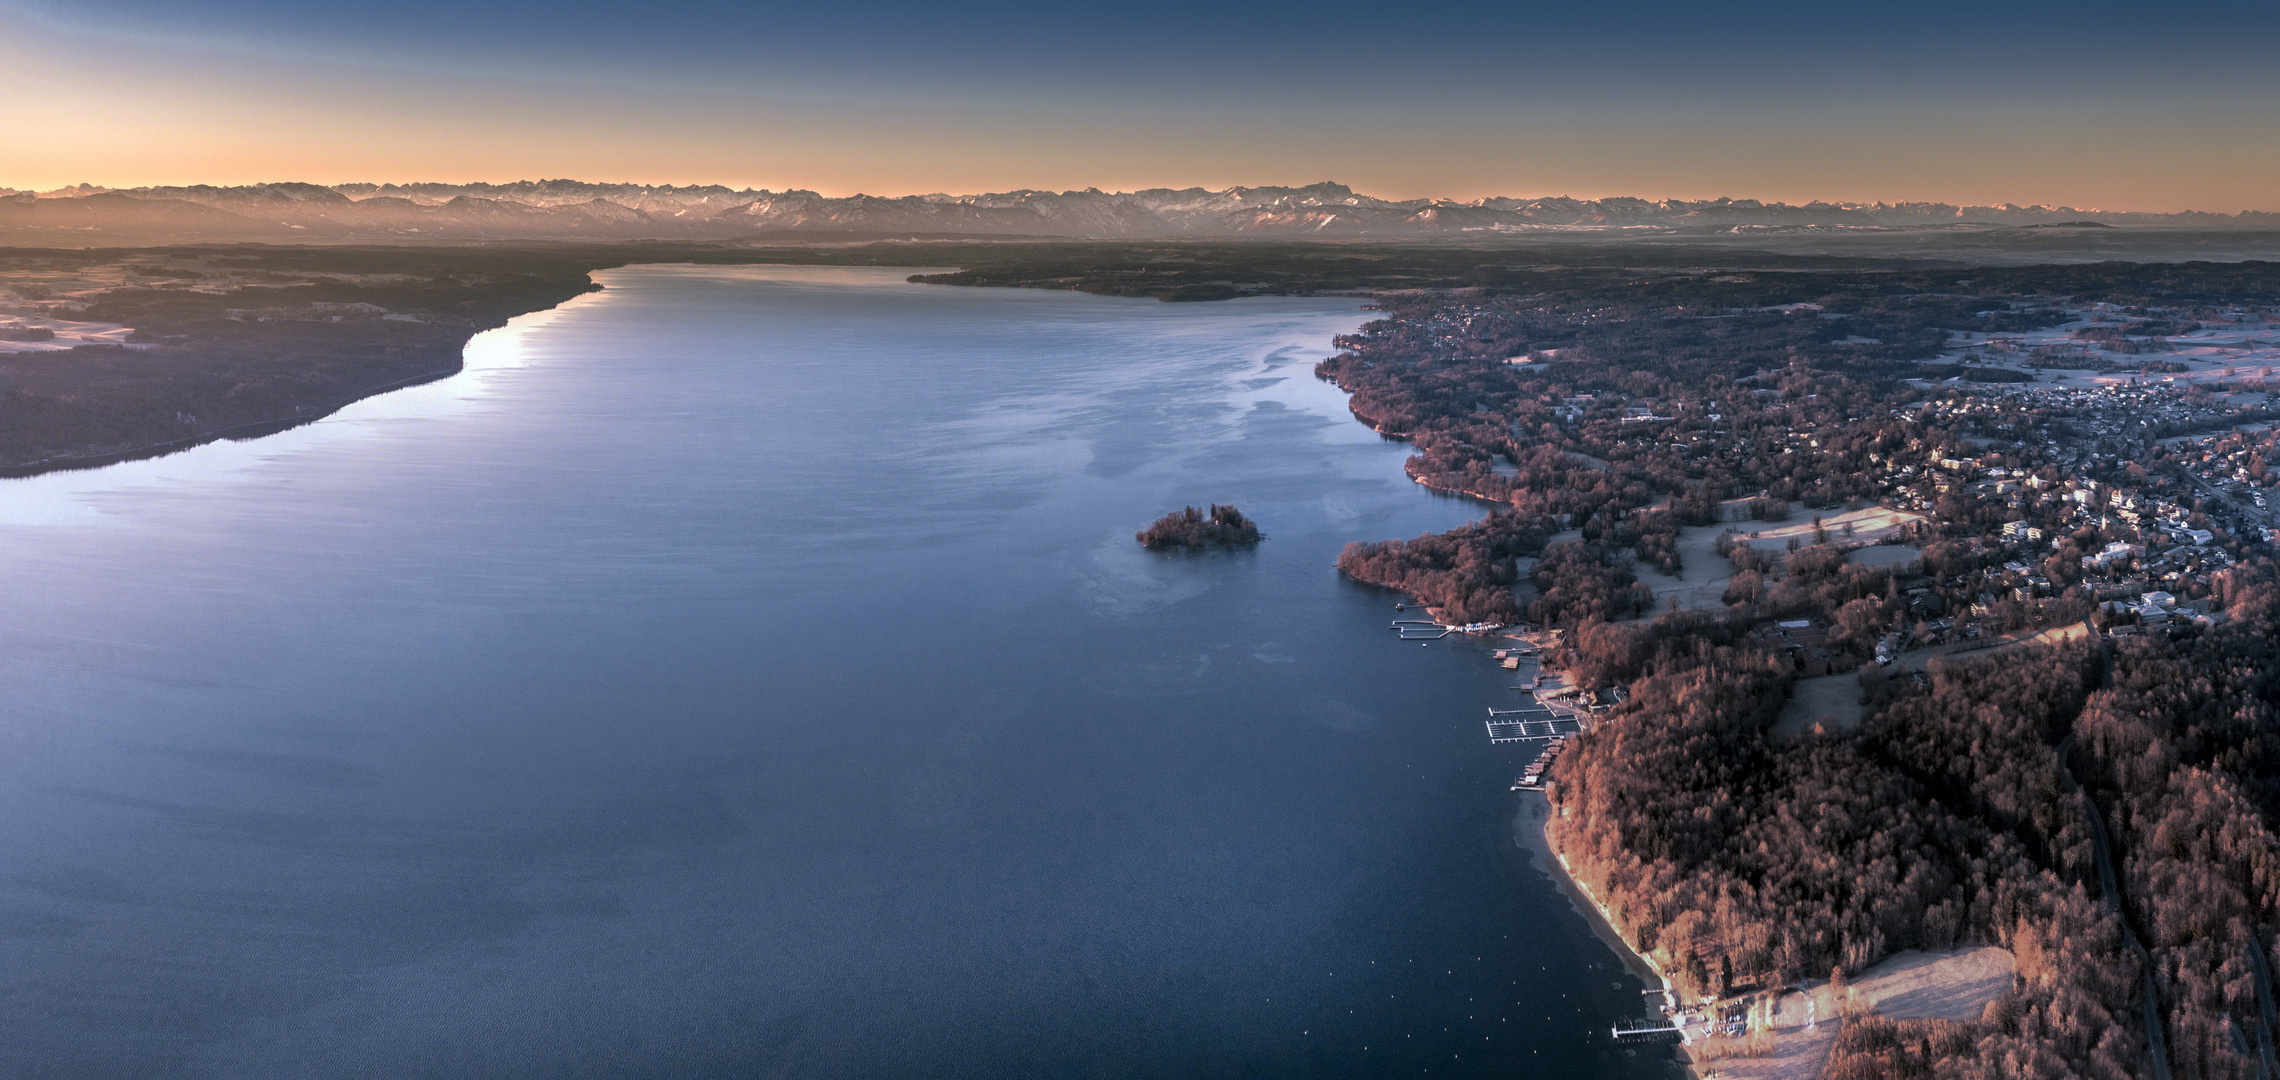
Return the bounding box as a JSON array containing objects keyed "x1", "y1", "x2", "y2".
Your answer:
[{"x1": 2099, "y1": 589, "x2": 2216, "y2": 631}]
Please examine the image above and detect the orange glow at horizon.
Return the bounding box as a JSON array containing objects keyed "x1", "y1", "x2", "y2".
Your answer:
[{"x1": 4, "y1": 9, "x2": 2276, "y2": 214}]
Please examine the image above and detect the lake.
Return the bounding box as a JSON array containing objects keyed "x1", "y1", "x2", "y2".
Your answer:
[{"x1": 0, "y1": 265, "x2": 1666, "y2": 1078}]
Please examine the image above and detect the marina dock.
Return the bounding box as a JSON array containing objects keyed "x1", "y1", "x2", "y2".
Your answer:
[
  {"x1": 1611, "y1": 1018, "x2": 1685, "y2": 1043},
  {"x1": 1490, "y1": 715, "x2": 1580, "y2": 744}
]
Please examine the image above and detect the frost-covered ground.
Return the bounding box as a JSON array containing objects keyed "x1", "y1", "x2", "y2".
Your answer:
[
  {"x1": 1687, "y1": 946, "x2": 2017, "y2": 1080},
  {"x1": 1925, "y1": 307, "x2": 2280, "y2": 390}
]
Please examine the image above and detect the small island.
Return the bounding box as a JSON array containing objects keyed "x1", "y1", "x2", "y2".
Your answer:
[{"x1": 1136, "y1": 504, "x2": 1261, "y2": 549}]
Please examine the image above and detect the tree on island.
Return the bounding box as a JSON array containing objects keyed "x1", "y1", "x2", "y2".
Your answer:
[{"x1": 1136, "y1": 504, "x2": 1261, "y2": 549}]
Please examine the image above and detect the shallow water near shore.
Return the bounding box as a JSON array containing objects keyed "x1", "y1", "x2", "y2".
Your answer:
[{"x1": 0, "y1": 265, "x2": 1668, "y2": 1078}]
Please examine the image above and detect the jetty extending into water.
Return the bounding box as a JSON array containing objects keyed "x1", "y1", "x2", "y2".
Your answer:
[{"x1": 1389, "y1": 618, "x2": 1503, "y2": 640}]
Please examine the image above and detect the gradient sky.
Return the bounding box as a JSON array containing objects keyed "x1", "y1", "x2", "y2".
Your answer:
[{"x1": 5, "y1": 0, "x2": 2277, "y2": 210}]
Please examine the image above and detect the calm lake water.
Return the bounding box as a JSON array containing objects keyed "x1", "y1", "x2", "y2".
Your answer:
[{"x1": 0, "y1": 265, "x2": 1665, "y2": 1078}]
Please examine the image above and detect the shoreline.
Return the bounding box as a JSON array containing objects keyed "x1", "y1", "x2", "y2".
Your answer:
[
  {"x1": 1509, "y1": 792, "x2": 1671, "y2": 996},
  {"x1": 0, "y1": 361, "x2": 466, "y2": 479},
  {"x1": 1324, "y1": 344, "x2": 1688, "y2": 1049},
  {"x1": 0, "y1": 253, "x2": 971, "y2": 483},
  {"x1": 5, "y1": 252, "x2": 1679, "y2": 1042}
]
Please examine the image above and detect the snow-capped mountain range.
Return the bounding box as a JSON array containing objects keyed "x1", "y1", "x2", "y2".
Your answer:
[{"x1": 2, "y1": 180, "x2": 2273, "y2": 244}]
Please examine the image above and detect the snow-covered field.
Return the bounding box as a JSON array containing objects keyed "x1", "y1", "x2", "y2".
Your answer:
[
  {"x1": 1732, "y1": 506, "x2": 1927, "y2": 550},
  {"x1": 0, "y1": 312, "x2": 137, "y2": 352}
]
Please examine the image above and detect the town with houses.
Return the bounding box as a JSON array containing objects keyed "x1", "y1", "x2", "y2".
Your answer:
[{"x1": 1390, "y1": 296, "x2": 2280, "y2": 664}]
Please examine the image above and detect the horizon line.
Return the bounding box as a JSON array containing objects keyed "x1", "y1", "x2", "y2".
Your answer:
[{"x1": 8, "y1": 179, "x2": 2280, "y2": 218}]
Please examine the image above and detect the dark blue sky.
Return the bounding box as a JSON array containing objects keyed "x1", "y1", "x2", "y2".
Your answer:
[
  {"x1": 38, "y1": 0, "x2": 2275, "y2": 89},
  {"x1": 6, "y1": 0, "x2": 2276, "y2": 207}
]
